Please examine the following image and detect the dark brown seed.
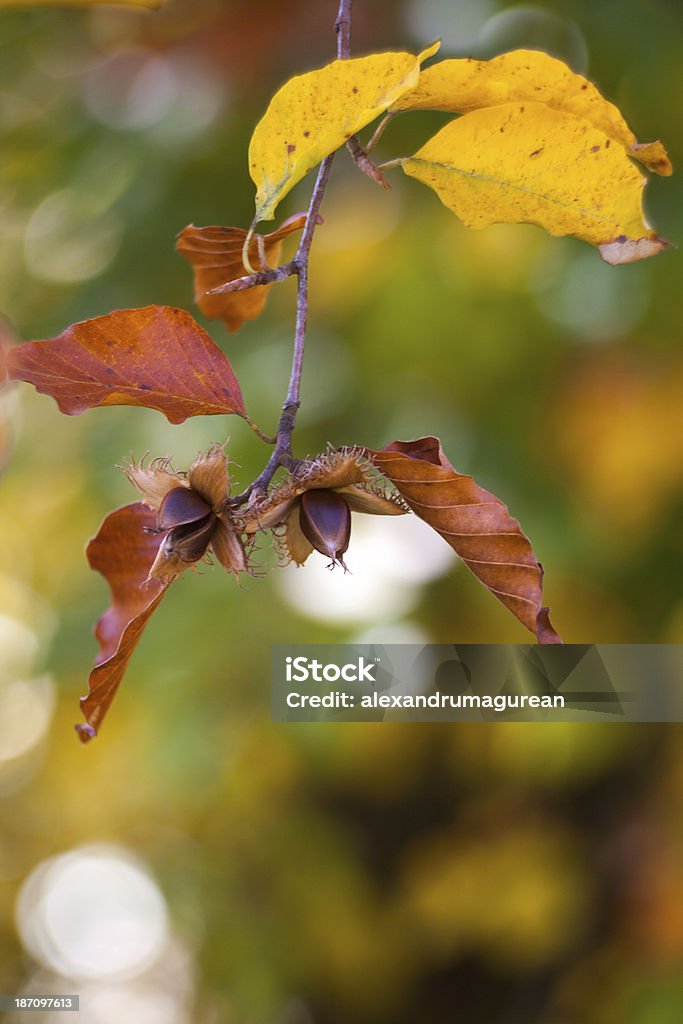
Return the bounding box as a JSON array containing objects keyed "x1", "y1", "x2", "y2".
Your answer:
[
  {"x1": 165, "y1": 514, "x2": 217, "y2": 564},
  {"x1": 159, "y1": 486, "x2": 212, "y2": 530},
  {"x1": 299, "y1": 489, "x2": 351, "y2": 566}
]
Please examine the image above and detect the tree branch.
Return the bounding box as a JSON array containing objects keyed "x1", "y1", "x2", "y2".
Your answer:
[
  {"x1": 207, "y1": 261, "x2": 296, "y2": 297},
  {"x1": 335, "y1": 0, "x2": 352, "y2": 58},
  {"x1": 230, "y1": 0, "x2": 352, "y2": 508},
  {"x1": 336, "y1": 0, "x2": 391, "y2": 189},
  {"x1": 346, "y1": 135, "x2": 391, "y2": 188}
]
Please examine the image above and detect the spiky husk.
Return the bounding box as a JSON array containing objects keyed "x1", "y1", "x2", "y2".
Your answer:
[
  {"x1": 125, "y1": 446, "x2": 248, "y2": 582},
  {"x1": 241, "y1": 447, "x2": 408, "y2": 566}
]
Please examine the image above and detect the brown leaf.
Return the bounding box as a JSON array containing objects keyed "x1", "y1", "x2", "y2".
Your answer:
[
  {"x1": 598, "y1": 236, "x2": 671, "y2": 266},
  {"x1": 7, "y1": 305, "x2": 246, "y2": 424},
  {"x1": 76, "y1": 503, "x2": 171, "y2": 743},
  {"x1": 0, "y1": 317, "x2": 16, "y2": 475},
  {"x1": 367, "y1": 437, "x2": 561, "y2": 643},
  {"x1": 0, "y1": 318, "x2": 10, "y2": 385},
  {"x1": 176, "y1": 214, "x2": 306, "y2": 331}
]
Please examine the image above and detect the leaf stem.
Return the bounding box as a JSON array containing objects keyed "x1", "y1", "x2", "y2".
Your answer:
[
  {"x1": 241, "y1": 220, "x2": 258, "y2": 275},
  {"x1": 377, "y1": 157, "x2": 403, "y2": 172},
  {"x1": 242, "y1": 414, "x2": 277, "y2": 445},
  {"x1": 230, "y1": 0, "x2": 352, "y2": 508},
  {"x1": 365, "y1": 111, "x2": 397, "y2": 154}
]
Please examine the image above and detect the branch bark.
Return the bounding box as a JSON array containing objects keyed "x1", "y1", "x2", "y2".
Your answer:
[
  {"x1": 231, "y1": 0, "x2": 353, "y2": 507},
  {"x1": 339, "y1": 0, "x2": 390, "y2": 188},
  {"x1": 207, "y1": 261, "x2": 296, "y2": 297}
]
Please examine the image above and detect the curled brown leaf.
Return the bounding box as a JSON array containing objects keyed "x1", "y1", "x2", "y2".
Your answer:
[
  {"x1": 176, "y1": 214, "x2": 307, "y2": 331},
  {"x1": 0, "y1": 317, "x2": 16, "y2": 475},
  {"x1": 0, "y1": 318, "x2": 10, "y2": 385},
  {"x1": 76, "y1": 503, "x2": 171, "y2": 743},
  {"x1": 367, "y1": 437, "x2": 561, "y2": 643}
]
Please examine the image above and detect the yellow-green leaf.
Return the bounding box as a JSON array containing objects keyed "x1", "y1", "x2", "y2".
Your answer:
[
  {"x1": 393, "y1": 49, "x2": 672, "y2": 176},
  {"x1": 249, "y1": 42, "x2": 440, "y2": 223},
  {"x1": 401, "y1": 102, "x2": 669, "y2": 265},
  {"x1": 0, "y1": 0, "x2": 162, "y2": 6}
]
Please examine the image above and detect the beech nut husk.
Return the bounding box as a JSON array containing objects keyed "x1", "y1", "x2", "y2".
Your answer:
[
  {"x1": 242, "y1": 448, "x2": 407, "y2": 568},
  {"x1": 124, "y1": 445, "x2": 248, "y2": 581}
]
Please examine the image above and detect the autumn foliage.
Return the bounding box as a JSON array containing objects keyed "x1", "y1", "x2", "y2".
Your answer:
[
  {"x1": 175, "y1": 214, "x2": 307, "y2": 331},
  {"x1": 76, "y1": 503, "x2": 169, "y2": 743},
  {"x1": 8, "y1": 306, "x2": 246, "y2": 423},
  {"x1": 4, "y1": 0, "x2": 672, "y2": 740},
  {"x1": 367, "y1": 439, "x2": 561, "y2": 644}
]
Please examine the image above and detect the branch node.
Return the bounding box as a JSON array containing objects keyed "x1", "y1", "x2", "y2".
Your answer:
[
  {"x1": 207, "y1": 261, "x2": 296, "y2": 296},
  {"x1": 347, "y1": 136, "x2": 391, "y2": 188}
]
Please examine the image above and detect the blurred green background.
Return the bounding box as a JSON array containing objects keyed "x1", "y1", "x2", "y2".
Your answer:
[{"x1": 1, "y1": 0, "x2": 683, "y2": 1021}]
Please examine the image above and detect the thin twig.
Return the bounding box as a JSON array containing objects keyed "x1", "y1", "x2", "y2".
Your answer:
[
  {"x1": 230, "y1": 0, "x2": 353, "y2": 508},
  {"x1": 335, "y1": 0, "x2": 352, "y2": 57},
  {"x1": 207, "y1": 261, "x2": 296, "y2": 296},
  {"x1": 336, "y1": 0, "x2": 390, "y2": 189}
]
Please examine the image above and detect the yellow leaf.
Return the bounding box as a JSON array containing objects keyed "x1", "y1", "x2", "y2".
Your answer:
[
  {"x1": 0, "y1": 0, "x2": 162, "y2": 5},
  {"x1": 393, "y1": 50, "x2": 672, "y2": 176},
  {"x1": 249, "y1": 42, "x2": 440, "y2": 223},
  {"x1": 401, "y1": 102, "x2": 669, "y2": 265}
]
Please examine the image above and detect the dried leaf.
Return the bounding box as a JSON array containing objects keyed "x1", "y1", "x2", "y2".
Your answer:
[
  {"x1": 0, "y1": 318, "x2": 9, "y2": 386},
  {"x1": 393, "y1": 50, "x2": 671, "y2": 175},
  {"x1": 401, "y1": 103, "x2": 669, "y2": 264},
  {"x1": 0, "y1": 318, "x2": 14, "y2": 474},
  {"x1": 7, "y1": 305, "x2": 246, "y2": 424},
  {"x1": 76, "y1": 503, "x2": 171, "y2": 743},
  {"x1": 176, "y1": 214, "x2": 306, "y2": 331},
  {"x1": 250, "y1": 42, "x2": 440, "y2": 222},
  {"x1": 367, "y1": 437, "x2": 561, "y2": 643},
  {"x1": 597, "y1": 236, "x2": 670, "y2": 266}
]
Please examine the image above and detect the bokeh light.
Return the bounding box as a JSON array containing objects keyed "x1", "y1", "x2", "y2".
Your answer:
[
  {"x1": 406, "y1": 0, "x2": 499, "y2": 55},
  {"x1": 478, "y1": 4, "x2": 588, "y2": 69},
  {"x1": 17, "y1": 846, "x2": 169, "y2": 981},
  {"x1": 84, "y1": 49, "x2": 179, "y2": 131},
  {"x1": 25, "y1": 188, "x2": 123, "y2": 285},
  {"x1": 0, "y1": 674, "x2": 54, "y2": 765},
  {"x1": 277, "y1": 513, "x2": 456, "y2": 624},
  {"x1": 531, "y1": 241, "x2": 650, "y2": 340}
]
